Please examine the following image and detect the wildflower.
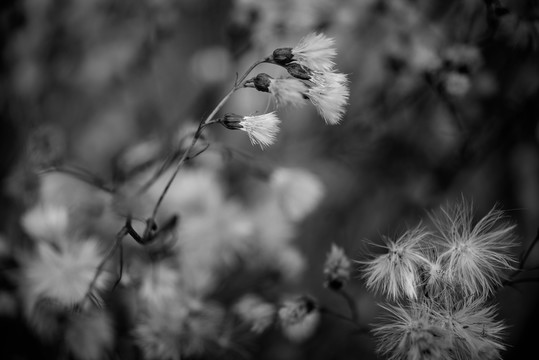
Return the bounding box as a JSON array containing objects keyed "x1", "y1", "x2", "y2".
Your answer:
[
  {"x1": 278, "y1": 295, "x2": 320, "y2": 342},
  {"x1": 373, "y1": 304, "x2": 452, "y2": 360},
  {"x1": 233, "y1": 294, "x2": 276, "y2": 333},
  {"x1": 250, "y1": 73, "x2": 309, "y2": 108},
  {"x1": 21, "y1": 237, "x2": 109, "y2": 312},
  {"x1": 441, "y1": 299, "x2": 506, "y2": 359},
  {"x1": 65, "y1": 310, "x2": 114, "y2": 360},
  {"x1": 270, "y1": 167, "x2": 325, "y2": 221},
  {"x1": 306, "y1": 70, "x2": 349, "y2": 125},
  {"x1": 323, "y1": 244, "x2": 351, "y2": 290},
  {"x1": 272, "y1": 33, "x2": 337, "y2": 72},
  {"x1": 433, "y1": 202, "x2": 517, "y2": 297},
  {"x1": 360, "y1": 226, "x2": 431, "y2": 300},
  {"x1": 221, "y1": 112, "x2": 280, "y2": 149}
]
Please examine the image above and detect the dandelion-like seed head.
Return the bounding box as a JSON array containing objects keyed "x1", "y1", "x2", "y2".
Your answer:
[
  {"x1": 306, "y1": 70, "x2": 350, "y2": 125},
  {"x1": 222, "y1": 112, "x2": 281, "y2": 149},
  {"x1": 373, "y1": 304, "x2": 451, "y2": 360},
  {"x1": 360, "y1": 226, "x2": 431, "y2": 300},
  {"x1": 440, "y1": 299, "x2": 506, "y2": 359},
  {"x1": 323, "y1": 243, "x2": 351, "y2": 290},
  {"x1": 281, "y1": 33, "x2": 337, "y2": 72},
  {"x1": 433, "y1": 201, "x2": 518, "y2": 298}
]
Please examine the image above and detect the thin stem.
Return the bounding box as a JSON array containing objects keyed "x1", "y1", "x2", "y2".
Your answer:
[
  {"x1": 319, "y1": 306, "x2": 367, "y2": 333},
  {"x1": 149, "y1": 58, "x2": 268, "y2": 220},
  {"x1": 336, "y1": 288, "x2": 360, "y2": 323},
  {"x1": 38, "y1": 166, "x2": 114, "y2": 193},
  {"x1": 83, "y1": 227, "x2": 128, "y2": 308}
]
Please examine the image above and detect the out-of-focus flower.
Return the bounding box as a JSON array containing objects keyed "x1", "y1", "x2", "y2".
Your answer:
[
  {"x1": 278, "y1": 295, "x2": 319, "y2": 342},
  {"x1": 21, "y1": 237, "x2": 109, "y2": 312},
  {"x1": 233, "y1": 294, "x2": 276, "y2": 333},
  {"x1": 272, "y1": 33, "x2": 337, "y2": 72},
  {"x1": 270, "y1": 167, "x2": 325, "y2": 221},
  {"x1": 324, "y1": 244, "x2": 351, "y2": 290},
  {"x1": 65, "y1": 310, "x2": 114, "y2": 360},
  {"x1": 138, "y1": 261, "x2": 181, "y2": 309},
  {"x1": 360, "y1": 226, "x2": 431, "y2": 300},
  {"x1": 443, "y1": 72, "x2": 471, "y2": 97},
  {"x1": 433, "y1": 202, "x2": 517, "y2": 298},
  {"x1": 373, "y1": 304, "x2": 451, "y2": 360},
  {"x1": 21, "y1": 204, "x2": 69, "y2": 245},
  {"x1": 221, "y1": 112, "x2": 281, "y2": 149},
  {"x1": 134, "y1": 297, "x2": 225, "y2": 360}
]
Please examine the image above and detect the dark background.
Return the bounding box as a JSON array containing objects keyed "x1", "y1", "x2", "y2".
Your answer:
[{"x1": 1, "y1": 0, "x2": 539, "y2": 359}]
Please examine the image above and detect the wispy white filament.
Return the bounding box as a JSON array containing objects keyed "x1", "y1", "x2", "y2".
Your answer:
[{"x1": 240, "y1": 112, "x2": 281, "y2": 149}]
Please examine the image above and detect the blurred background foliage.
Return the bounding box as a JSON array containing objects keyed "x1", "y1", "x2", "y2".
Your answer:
[{"x1": 1, "y1": 0, "x2": 539, "y2": 359}]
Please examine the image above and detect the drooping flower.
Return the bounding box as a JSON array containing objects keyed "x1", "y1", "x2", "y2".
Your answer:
[
  {"x1": 305, "y1": 70, "x2": 350, "y2": 125},
  {"x1": 221, "y1": 112, "x2": 281, "y2": 149},
  {"x1": 373, "y1": 303, "x2": 452, "y2": 360},
  {"x1": 250, "y1": 73, "x2": 309, "y2": 108},
  {"x1": 272, "y1": 33, "x2": 337, "y2": 72},
  {"x1": 433, "y1": 202, "x2": 517, "y2": 298},
  {"x1": 360, "y1": 226, "x2": 431, "y2": 300},
  {"x1": 323, "y1": 244, "x2": 351, "y2": 290}
]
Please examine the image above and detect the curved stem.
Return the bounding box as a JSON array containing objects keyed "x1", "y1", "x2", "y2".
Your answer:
[
  {"x1": 336, "y1": 288, "x2": 360, "y2": 323},
  {"x1": 149, "y1": 58, "x2": 267, "y2": 220}
]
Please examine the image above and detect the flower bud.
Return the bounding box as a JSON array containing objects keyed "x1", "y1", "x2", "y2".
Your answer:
[
  {"x1": 323, "y1": 244, "x2": 351, "y2": 290},
  {"x1": 272, "y1": 47, "x2": 293, "y2": 65},
  {"x1": 285, "y1": 63, "x2": 311, "y2": 80},
  {"x1": 253, "y1": 73, "x2": 273, "y2": 92},
  {"x1": 221, "y1": 113, "x2": 244, "y2": 130}
]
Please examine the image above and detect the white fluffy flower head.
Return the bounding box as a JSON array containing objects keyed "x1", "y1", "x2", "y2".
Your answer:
[
  {"x1": 272, "y1": 33, "x2": 337, "y2": 72},
  {"x1": 433, "y1": 201, "x2": 517, "y2": 298},
  {"x1": 360, "y1": 226, "x2": 431, "y2": 300},
  {"x1": 222, "y1": 112, "x2": 281, "y2": 149}
]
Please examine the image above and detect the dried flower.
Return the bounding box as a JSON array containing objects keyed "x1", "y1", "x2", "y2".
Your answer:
[
  {"x1": 441, "y1": 299, "x2": 506, "y2": 359},
  {"x1": 251, "y1": 73, "x2": 309, "y2": 108},
  {"x1": 373, "y1": 304, "x2": 452, "y2": 360},
  {"x1": 221, "y1": 112, "x2": 281, "y2": 149},
  {"x1": 433, "y1": 202, "x2": 517, "y2": 298},
  {"x1": 360, "y1": 226, "x2": 431, "y2": 300},
  {"x1": 323, "y1": 244, "x2": 351, "y2": 290},
  {"x1": 306, "y1": 70, "x2": 349, "y2": 125},
  {"x1": 233, "y1": 294, "x2": 276, "y2": 333},
  {"x1": 272, "y1": 33, "x2": 337, "y2": 72}
]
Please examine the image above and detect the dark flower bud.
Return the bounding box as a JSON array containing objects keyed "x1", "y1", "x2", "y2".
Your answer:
[
  {"x1": 253, "y1": 73, "x2": 273, "y2": 92},
  {"x1": 272, "y1": 47, "x2": 293, "y2": 65},
  {"x1": 221, "y1": 113, "x2": 244, "y2": 130},
  {"x1": 285, "y1": 63, "x2": 311, "y2": 80}
]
